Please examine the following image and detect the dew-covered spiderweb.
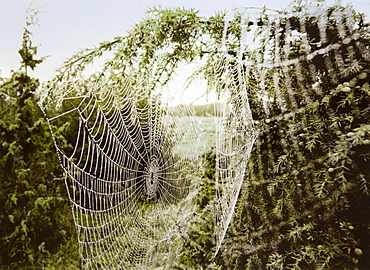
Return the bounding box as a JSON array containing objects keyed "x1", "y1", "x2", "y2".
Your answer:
[
  {"x1": 39, "y1": 2, "x2": 369, "y2": 269},
  {"x1": 41, "y1": 77, "x2": 212, "y2": 268}
]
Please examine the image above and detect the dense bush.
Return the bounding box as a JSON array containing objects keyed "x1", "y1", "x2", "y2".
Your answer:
[
  {"x1": 0, "y1": 21, "x2": 79, "y2": 269},
  {"x1": 221, "y1": 7, "x2": 370, "y2": 270}
]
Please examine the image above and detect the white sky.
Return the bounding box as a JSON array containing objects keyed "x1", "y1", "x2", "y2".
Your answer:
[{"x1": 0, "y1": 0, "x2": 369, "y2": 104}]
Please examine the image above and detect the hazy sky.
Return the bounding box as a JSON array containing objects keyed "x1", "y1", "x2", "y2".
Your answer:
[{"x1": 0, "y1": 0, "x2": 369, "y2": 82}]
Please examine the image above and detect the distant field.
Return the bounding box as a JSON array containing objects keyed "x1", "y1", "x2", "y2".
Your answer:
[
  {"x1": 166, "y1": 116, "x2": 221, "y2": 158},
  {"x1": 199, "y1": 116, "x2": 219, "y2": 150}
]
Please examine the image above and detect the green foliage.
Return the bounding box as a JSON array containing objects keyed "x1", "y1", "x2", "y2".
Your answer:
[
  {"x1": 0, "y1": 16, "x2": 79, "y2": 270},
  {"x1": 178, "y1": 150, "x2": 221, "y2": 269},
  {"x1": 220, "y1": 4, "x2": 370, "y2": 270},
  {"x1": 39, "y1": 7, "x2": 228, "y2": 109},
  {"x1": 18, "y1": 7, "x2": 47, "y2": 73}
]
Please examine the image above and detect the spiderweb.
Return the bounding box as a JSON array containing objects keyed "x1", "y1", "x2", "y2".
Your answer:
[
  {"x1": 212, "y1": 13, "x2": 259, "y2": 255},
  {"x1": 39, "y1": 2, "x2": 369, "y2": 269},
  {"x1": 41, "y1": 76, "x2": 213, "y2": 268}
]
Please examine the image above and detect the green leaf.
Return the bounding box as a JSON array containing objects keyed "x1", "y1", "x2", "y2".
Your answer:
[
  {"x1": 8, "y1": 214, "x2": 15, "y2": 223},
  {"x1": 9, "y1": 193, "x2": 18, "y2": 206}
]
